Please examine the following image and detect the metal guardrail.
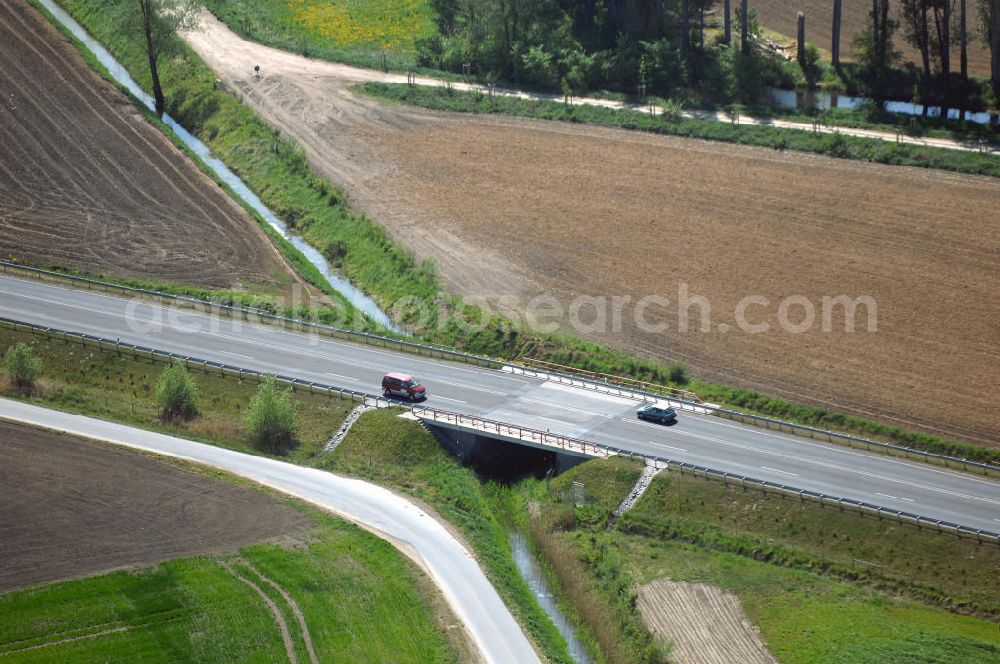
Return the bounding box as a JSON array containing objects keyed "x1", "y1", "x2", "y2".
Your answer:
[
  {"x1": 0, "y1": 316, "x2": 392, "y2": 409},
  {"x1": 519, "y1": 358, "x2": 702, "y2": 403},
  {"x1": 3, "y1": 260, "x2": 997, "y2": 478},
  {"x1": 0, "y1": 261, "x2": 503, "y2": 369},
  {"x1": 602, "y1": 448, "x2": 1000, "y2": 546},
  {"x1": 412, "y1": 406, "x2": 610, "y2": 458},
  {"x1": 3, "y1": 315, "x2": 998, "y2": 546}
]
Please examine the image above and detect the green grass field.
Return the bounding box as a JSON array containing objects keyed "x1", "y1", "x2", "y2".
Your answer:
[
  {"x1": 0, "y1": 503, "x2": 459, "y2": 663},
  {"x1": 203, "y1": 0, "x2": 437, "y2": 71},
  {"x1": 0, "y1": 327, "x2": 354, "y2": 463},
  {"x1": 512, "y1": 458, "x2": 1000, "y2": 664}
]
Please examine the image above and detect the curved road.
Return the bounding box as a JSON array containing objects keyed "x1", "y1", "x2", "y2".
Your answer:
[
  {"x1": 2, "y1": 276, "x2": 999, "y2": 534},
  {"x1": 0, "y1": 398, "x2": 539, "y2": 664}
]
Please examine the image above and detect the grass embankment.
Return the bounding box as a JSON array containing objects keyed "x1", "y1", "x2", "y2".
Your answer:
[
  {"x1": 320, "y1": 408, "x2": 574, "y2": 663},
  {"x1": 50, "y1": 0, "x2": 1000, "y2": 467},
  {"x1": 361, "y1": 82, "x2": 1000, "y2": 178},
  {"x1": 0, "y1": 327, "x2": 573, "y2": 663},
  {"x1": 0, "y1": 328, "x2": 353, "y2": 463},
  {"x1": 203, "y1": 0, "x2": 437, "y2": 73},
  {"x1": 509, "y1": 458, "x2": 1000, "y2": 664},
  {"x1": 0, "y1": 500, "x2": 460, "y2": 663}
]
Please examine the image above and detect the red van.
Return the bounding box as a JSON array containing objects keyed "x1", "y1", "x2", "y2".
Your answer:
[{"x1": 381, "y1": 372, "x2": 427, "y2": 401}]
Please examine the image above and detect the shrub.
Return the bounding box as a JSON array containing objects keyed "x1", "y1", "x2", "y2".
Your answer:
[
  {"x1": 5, "y1": 342, "x2": 42, "y2": 394},
  {"x1": 668, "y1": 362, "x2": 689, "y2": 386},
  {"x1": 155, "y1": 361, "x2": 199, "y2": 421},
  {"x1": 244, "y1": 375, "x2": 298, "y2": 454}
]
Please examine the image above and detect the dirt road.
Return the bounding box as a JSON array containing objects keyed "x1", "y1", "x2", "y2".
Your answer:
[
  {"x1": 183, "y1": 14, "x2": 1000, "y2": 446},
  {"x1": 0, "y1": 1, "x2": 299, "y2": 293},
  {"x1": 0, "y1": 420, "x2": 310, "y2": 592}
]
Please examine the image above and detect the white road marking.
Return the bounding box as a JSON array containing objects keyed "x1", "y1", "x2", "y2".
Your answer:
[
  {"x1": 220, "y1": 350, "x2": 253, "y2": 359},
  {"x1": 327, "y1": 372, "x2": 360, "y2": 382},
  {"x1": 433, "y1": 396, "x2": 468, "y2": 405},
  {"x1": 433, "y1": 378, "x2": 508, "y2": 396},
  {"x1": 761, "y1": 466, "x2": 798, "y2": 477},
  {"x1": 650, "y1": 442, "x2": 687, "y2": 452},
  {"x1": 876, "y1": 492, "x2": 914, "y2": 503}
]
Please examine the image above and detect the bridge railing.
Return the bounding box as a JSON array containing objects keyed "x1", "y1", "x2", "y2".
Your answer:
[
  {"x1": 411, "y1": 406, "x2": 610, "y2": 458},
  {"x1": 2, "y1": 261, "x2": 997, "y2": 478},
  {"x1": 514, "y1": 358, "x2": 702, "y2": 403}
]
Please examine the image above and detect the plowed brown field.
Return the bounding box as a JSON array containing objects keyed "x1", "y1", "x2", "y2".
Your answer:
[
  {"x1": 185, "y1": 15, "x2": 1000, "y2": 446},
  {"x1": 637, "y1": 580, "x2": 777, "y2": 664},
  {"x1": 746, "y1": 0, "x2": 992, "y2": 78},
  {"x1": 0, "y1": 1, "x2": 296, "y2": 291},
  {"x1": 0, "y1": 421, "x2": 310, "y2": 592}
]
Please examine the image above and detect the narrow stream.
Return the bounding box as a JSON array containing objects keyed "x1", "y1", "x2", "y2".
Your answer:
[
  {"x1": 39, "y1": 0, "x2": 402, "y2": 333},
  {"x1": 509, "y1": 531, "x2": 594, "y2": 664}
]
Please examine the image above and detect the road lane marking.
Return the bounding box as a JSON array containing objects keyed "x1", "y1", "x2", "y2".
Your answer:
[
  {"x1": 875, "y1": 492, "x2": 914, "y2": 503},
  {"x1": 327, "y1": 372, "x2": 360, "y2": 382},
  {"x1": 433, "y1": 378, "x2": 508, "y2": 396},
  {"x1": 668, "y1": 427, "x2": 1000, "y2": 507},
  {"x1": 695, "y1": 411, "x2": 1000, "y2": 488},
  {"x1": 760, "y1": 466, "x2": 798, "y2": 477},
  {"x1": 220, "y1": 351, "x2": 253, "y2": 359},
  {"x1": 433, "y1": 396, "x2": 468, "y2": 405},
  {"x1": 650, "y1": 442, "x2": 687, "y2": 452}
]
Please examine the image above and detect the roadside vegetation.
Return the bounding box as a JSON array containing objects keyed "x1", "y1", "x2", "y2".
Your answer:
[
  {"x1": 362, "y1": 81, "x2": 1000, "y2": 177},
  {"x1": 203, "y1": 0, "x2": 438, "y2": 72},
  {"x1": 0, "y1": 328, "x2": 351, "y2": 463},
  {"x1": 5, "y1": 324, "x2": 1000, "y2": 662},
  {"x1": 0, "y1": 326, "x2": 574, "y2": 664},
  {"x1": 0, "y1": 497, "x2": 461, "y2": 663},
  {"x1": 48, "y1": 0, "x2": 1000, "y2": 466},
  {"x1": 506, "y1": 458, "x2": 1000, "y2": 663}
]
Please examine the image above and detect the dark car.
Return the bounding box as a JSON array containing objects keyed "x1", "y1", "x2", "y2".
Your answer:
[
  {"x1": 382, "y1": 372, "x2": 427, "y2": 401},
  {"x1": 637, "y1": 404, "x2": 677, "y2": 424}
]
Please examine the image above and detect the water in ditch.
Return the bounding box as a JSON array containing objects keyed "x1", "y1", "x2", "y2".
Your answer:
[
  {"x1": 37, "y1": 0, "x2": 402, "y2": 333},
  {"x1": 767, "y1": 87, "x2": 996, "y2": 125},
  {"x1": 509, "y1": 531, "x2": 594, "y2": 664}
]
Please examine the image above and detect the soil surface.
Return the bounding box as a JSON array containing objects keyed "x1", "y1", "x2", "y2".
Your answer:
[
  {"x1": 0, "y1": 421, "x2": 311, "y2": 593},
  {"x1": 185, "y1": 14, "x2": 1000, "y2": 446},
  {"x1": 0, "y1": 1, "x2": 298, "y2": 292},
  {"x1": 637, "y1": 580, "x2": 778, "y2": 664},
  {"x1": 748, "y1": 0, "x2": 992, "y2": 79}
]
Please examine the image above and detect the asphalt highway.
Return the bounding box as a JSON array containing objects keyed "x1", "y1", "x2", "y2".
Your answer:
[
  {"x1": 2, "y1": 275, "x2": 998, "y2": 533},
  {"x1": 1, "y1": 398, "x2": 540, "y2": 664}
]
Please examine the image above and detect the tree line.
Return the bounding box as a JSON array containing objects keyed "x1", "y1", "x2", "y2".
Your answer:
[{"x1": 420, "y1": 1, "x2": 1000, "y2": 111}]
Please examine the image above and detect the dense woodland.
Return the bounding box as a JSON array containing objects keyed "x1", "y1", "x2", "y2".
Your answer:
[{"x1": 419, "y1": 1, "x2": 1000, "y2": 110}]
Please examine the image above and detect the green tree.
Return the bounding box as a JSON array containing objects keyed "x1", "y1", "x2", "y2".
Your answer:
[
  {"x1": 118, "y1": 0, "x2": 202, "y2": 117},
  {"x1": 854, "y1": 0, "x2": 900, "y2": 98},
  {"x1": 156, "y1": 361, "x2": 199, "y2": 421},
  {"x1": 4, "y1": 343, "x2": 42, "y2": 394},
  {"x1": 244, "y1": 376, "x2": 298, "y2": 454}
]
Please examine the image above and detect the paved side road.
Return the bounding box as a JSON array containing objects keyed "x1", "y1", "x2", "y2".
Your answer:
[{"x1": 0, "y1": 399, "x2": 541, "y2": 664}]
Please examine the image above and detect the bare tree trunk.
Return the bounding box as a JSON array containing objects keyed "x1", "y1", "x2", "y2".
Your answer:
[
  {"x1": 140, "y1": 3, "x2": 165, "y2": 117},
  {"x1": 872, "y1": 0, "x2": 879, "y2": 47},
  {"x1": 724, "y1": 0, "x2": 731, "y2": 44},
  {"x1": 939, "y1": 1, "x2": 950, "y2": 77},
  {"x1": 682, "y1": 0, "x2": 690, "y2": 53},
  {"x1": 992, "y1": 0, "x2": 1000, "y2": 101},
  {"x1": 959, "y1": 0, "x2": 967, "y2": 79},
  {"x1": 832, "y1": 0, "x2": 842, "y2": 70},
  {"x1": 797, "y1": 12, "x2": 806, "y2": 66},
  {"x1": 741, "y1": 0, "x2": 749, "y2": 54}
]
